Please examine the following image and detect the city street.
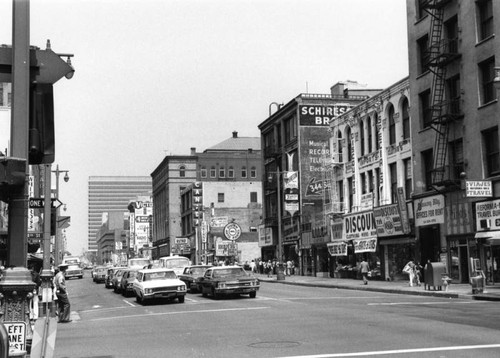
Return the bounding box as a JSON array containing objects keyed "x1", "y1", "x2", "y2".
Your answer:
[{"x1": 53, "y1": 273, "x2": 500, "y2": 358}]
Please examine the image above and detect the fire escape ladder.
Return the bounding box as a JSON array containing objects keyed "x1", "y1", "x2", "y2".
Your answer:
[{"x1": 425, "y1": 4, "x2": 449, "y2": 185}]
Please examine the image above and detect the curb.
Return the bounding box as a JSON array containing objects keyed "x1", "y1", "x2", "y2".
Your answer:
[{"x1": 257, "y1": 277, "x2": 500, "y2": 301}]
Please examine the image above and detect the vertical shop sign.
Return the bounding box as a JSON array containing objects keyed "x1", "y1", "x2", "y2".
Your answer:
[{"x1": 192, "y1": 182, "x2": 203, "y2": 226}]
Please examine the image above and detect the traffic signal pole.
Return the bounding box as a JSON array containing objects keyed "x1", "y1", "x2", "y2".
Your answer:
[{"x1": 9, "y1": 0, "x2": 30, "y2": 267}]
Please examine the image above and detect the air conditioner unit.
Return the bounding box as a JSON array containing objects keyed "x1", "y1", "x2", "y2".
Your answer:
[{"x1": 480, "y1": 219, "x2": 491, "y2": 229}]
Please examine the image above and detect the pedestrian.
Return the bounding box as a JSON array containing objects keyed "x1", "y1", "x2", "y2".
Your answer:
[
  {"x1": 29, "y1": 264, "x2": 42, "y2": 321},
  {"x1": 360, "y1": 258, "x2": 370, "y2": 285},
  {"x1": 414, "y1": 262, "x2": 422, "y2": 286},
  {"x1": 286, "y1": 260, "x2": 292, "y2": 276},
  {"x1": 250, "y1": 260, "x2": 256, "y2": 273},
  {"x1": 259, "y1": 260, "x2": 264, "y2": 274},
  {"x1": 54, "y1": 263, "x2": 72, "y2": 323},
  {"x1": 291, "y1": 261, "x2": 295, "y2": 275},
  {"x1": 403, "y1": 259, "x2": 416, "y2": 287}
]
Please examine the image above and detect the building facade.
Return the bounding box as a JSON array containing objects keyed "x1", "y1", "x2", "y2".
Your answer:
[
  {"x1": 328, "y1": 78, "x2": 412, "y2": 281},
  {"x1": 151, "y1": 131, "x2": 261, "y2": 262},
  {"x1": 88, "y1": 176, "x2": 151, "y2": 252},
  {"x1": 407, "y1": 0, "x2": 500, "y2": 284},
  {"x1": 259, "y1": 82, "x2": 381, "y2": 276}
]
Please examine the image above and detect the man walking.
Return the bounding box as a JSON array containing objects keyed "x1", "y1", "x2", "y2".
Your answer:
[
  {"x1": 54, "y1": 263, "x2": 72, "y2": 323},
  {"x1": 360, "y1": 258, "x2": 370, "y2": 285}
]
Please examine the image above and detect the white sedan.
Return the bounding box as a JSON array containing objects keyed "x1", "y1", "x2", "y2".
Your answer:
[{"x1": 132, "y1": 268, "x2": 187, "y2": 304}]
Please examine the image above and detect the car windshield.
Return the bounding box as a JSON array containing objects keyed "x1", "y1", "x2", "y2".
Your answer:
[
  {"x1": 212, "y1": 268, "x2": 247, "y2": 278},
  {"x1": 68, "y1": 265, "x2": 80, "y2": 270},
  {"x1": 165, "y1": 259, "x2": 189, "y2": 269},
  {"x1": 190, "y1": 267, "x2": 207, "y2": 275},
  {"x1": 144, "y1": 271, "x2": 176, "y2": 281}
]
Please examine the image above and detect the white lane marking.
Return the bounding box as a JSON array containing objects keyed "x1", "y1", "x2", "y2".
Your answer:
[
  {"x1": 277, "y1": 343, "x2": 500, "y2": 357},
  {"x1": 79, "y1": 305, "x2": 134, "y2": 314},
  {"x1": 89, "y1": 306, "x2": 269, "y2": 322},
  {"x1": 368, "y1": 300, "x2": 474, "y2": 306},
  {"x1": 123, "y1": 299, "x2": 135, "y2": 307}
]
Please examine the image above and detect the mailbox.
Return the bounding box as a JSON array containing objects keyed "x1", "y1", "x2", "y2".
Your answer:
[{"x1": 424, "y1": 262, "x2": 446, "y2": 291}]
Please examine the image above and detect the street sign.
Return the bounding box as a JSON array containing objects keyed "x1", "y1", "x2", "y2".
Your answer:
[
  {"x1": 4, "y1": 321, "x2": 26, "y2": 351},
  {"x1": 28, "y1": 197, "x2": 63, "y2": 209}
]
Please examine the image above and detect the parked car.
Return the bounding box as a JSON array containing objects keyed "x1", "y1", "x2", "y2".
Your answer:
[
  {"x1": 112, "y1": 269, "x2": 127, "y2": 292},
  {"x1": 65, "y1": 264, "x2": 84, "y2": 279},
  {"x1": 197, "y1": 266, "x2": 260, "y2": 299},
  {"x1": 105, "y1": 267, "x2": 126, "y2": 289},
  {"x1": 178, "y1": 265, "x2": 212, "y2": 293},
  {"x1": 132, "y1": 268, "x2": 186, "y2": 304},
  {"x1": 120, "y1": 269, "x2": 139, "y2": 297},
  {"x1": 93, "y1": 266, "x2": 107, "y2": 283}
]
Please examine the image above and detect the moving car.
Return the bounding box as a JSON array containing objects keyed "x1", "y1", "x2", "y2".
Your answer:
[
  {"x1": 93, "y1": 266, "x2": 107, "y2": 283},
  {"x1": 197, "y1": 266, "x2": 260, "y2": 299},
  {"x1": 178, "y1": 265, "x2": 212, "y2": 293},
  {"x1": 128, "y1": 258, "x2": 152, "y2": 269},
  {"x1": 132, "y1": 268, "x2": 186, "y2": 304},
  {"x1": 65, "y1": 264, "x2": 84, "y2": 279},
  {"x1": 120, "y1": 269, "x2": 139, "y2": 297}
]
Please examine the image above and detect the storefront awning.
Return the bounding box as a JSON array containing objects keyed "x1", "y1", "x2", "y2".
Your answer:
[{"x1": 475, "y1": 231, "x2": 500, "y2": 245}]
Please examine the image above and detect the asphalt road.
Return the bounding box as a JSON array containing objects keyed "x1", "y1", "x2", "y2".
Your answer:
[{"x1": 52, "y1": 271, "x2": 500, "y2": 358}]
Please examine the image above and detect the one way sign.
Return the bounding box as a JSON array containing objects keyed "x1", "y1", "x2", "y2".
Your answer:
[{"x1": 29, "y1": 198, "x2": 63, "y2": 209}]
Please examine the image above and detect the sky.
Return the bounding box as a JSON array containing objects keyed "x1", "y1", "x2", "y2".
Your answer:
[{"x1": 0, "y1": 0, "x2": 409, "y2": 256}]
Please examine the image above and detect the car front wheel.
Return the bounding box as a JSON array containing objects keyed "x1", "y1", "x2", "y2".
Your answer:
[
  {"x1": 249, "y1": 291, "x2": 256, "y2": 298},
  {"x1": 178, "y1": 296, "x2": 185, "y2": 303}
]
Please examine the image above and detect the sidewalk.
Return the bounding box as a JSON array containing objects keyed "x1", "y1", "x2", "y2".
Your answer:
[{"x1": 255, "y1": 273, "x2": 500, "y2": 301}]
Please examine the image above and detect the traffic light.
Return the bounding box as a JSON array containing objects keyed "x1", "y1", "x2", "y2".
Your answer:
[
  {"x1": 0, "y1": 157, "x2": 26, "y2": 202},
  {"x1": 29, "y1": 83, "x2": 55, "y2": 164},
  {"x1": 51, "y1": 207, "x2": 56, "y2": 236}
]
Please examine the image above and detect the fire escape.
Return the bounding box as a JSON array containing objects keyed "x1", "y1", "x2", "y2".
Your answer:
[{"x1": 422, "y1": 0, "x2": 462, "y2": 187}]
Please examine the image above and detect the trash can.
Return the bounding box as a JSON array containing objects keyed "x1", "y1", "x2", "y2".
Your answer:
[
  {"x1": 424, "y1": 262, "x2": 446, "y2": 291},
  {"x1": 470, "y1": 270, "x2": 486, "y2": 294}
]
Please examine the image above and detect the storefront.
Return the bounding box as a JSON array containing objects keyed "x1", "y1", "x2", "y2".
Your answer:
[
  {"x1": 373, "y1": 204, "x2": 415, "y2": 281},
  {"x1": 330, "y1": 210, "x2": 379, "y2": 280},
  {"x1": 474, "y1": 199, "x2": 500, "y2": 285}
]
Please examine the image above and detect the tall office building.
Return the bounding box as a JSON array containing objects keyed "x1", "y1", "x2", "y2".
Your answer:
[{"x1": 88, "y1": 176, "x2": 152, "y2": 252}]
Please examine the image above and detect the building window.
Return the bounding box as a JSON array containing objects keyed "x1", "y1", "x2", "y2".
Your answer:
[
  {"x1": 228, "y1": 166, "x2": 234, "y2": 178},
  {"x1": 250, "y1": 166, "x2": 257, "y2": 178},
  {"x1": 422, "y1": 149, "x2": 434, "y2": 191},
  {"x1": 479, "y1": 57, "x2": 496, "y2": 105},
  {"x1": 417, "y1": 34, "x2": 430, "y2": 75},
  {"x1": 338, "y1": 180, "x2": 344, "y2": 209},
  {"x1": 346, "y1": 127, "x2": 353, "y2": 161},
  {"x1": 389, "y1": 163, "x2": 397, "y2": 204},
  {"x1": 361, "y1": 172, "x2": 367, "y2": 194},
  {"x1": 218, "y1": 193, "x2": 224, "y2": 203},
  {"x1": 445, "y1": 15, "x2": 459, "y2": 54},
  {"x1": 483, "y1": 127, "x2": 500, "y2": 177},
  {"x1": 419, "y1": 89, "x2": 432, "y2": 129},
  {"x1": 450, "y1": 139, "x2": 464, "y2": 180},
  {"x1": 250, "y1": 192, "x2": 257, "y2": 203},
  {"x1": 241, "y1": 166, "x2": 247, "y2": 178},
  {"x1": 359, "y1": 120, "x2": 365, "y2": 156},
  {"x1": 417, "y1": 0, "x2": 428, "y2": 20},
  {"x1": 210, "y1": 166, "x2": 216, "y2": 178},
  {"x1": 402, "y1": 98, "x2": 410, "y2": 140},
  {"x1": 477, "y1": 0, "x2": 493, "y2": 41},
  {"x1": 219, "y1": 166, "x2": 225, "y2": 178},
  {"x1": 200, "y1": 166, "x2": 207, "y2": 178},
  {"x1": 367, "y1": 116, "x2": 372, "y2": 153},
  {"x1": 284, "y1": 116, "x2": 297, "y2": 144},
  {"x1": 347, "y1": 177, "x2": 353, "y2": 212},
  {"x1": 374, "y1": 113, "x2": 380, "y2": 151},
  {"x1": 404, "y1": 158, "x2": 412, "y2": 199},
  {"x1": 337, "y1": 130, "x2": 343, "y2": 163},
  {"x1": 179, "y1": 165, "x2": 186, "y2": 178},
  {"x1": 447, "y1": 75, "x2": 461, "y2": 116},
  {"x1": 388, "y1": 105, "x2": 396, "y2": 145}
]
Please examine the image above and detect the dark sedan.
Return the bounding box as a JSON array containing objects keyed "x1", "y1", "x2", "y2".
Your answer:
[
  {"x1": 178, "y1": 265, "x2": 212, "y2": 293},
  {"x1": 120, "y1": 269, "x2": 139, "y2": 297},
  {"x1": 197, "y1": 266, "x2": 259, "y2": 299}
]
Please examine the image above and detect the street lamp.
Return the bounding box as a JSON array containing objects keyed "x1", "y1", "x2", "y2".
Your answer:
[{"x1": 52, "y1": 164, "x2": 69, "y2": 266}]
